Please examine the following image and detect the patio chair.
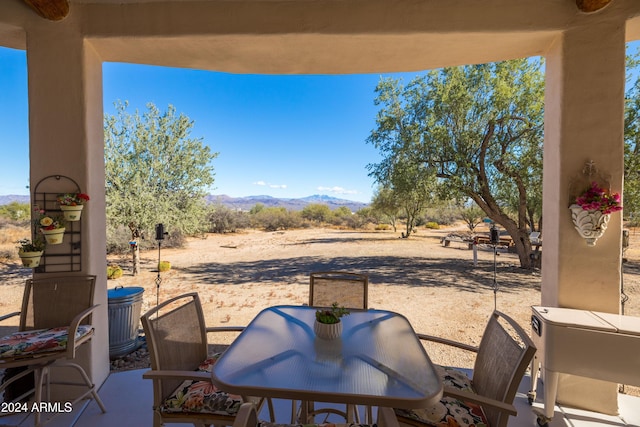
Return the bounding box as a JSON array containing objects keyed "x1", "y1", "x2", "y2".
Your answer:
[
  {"x1": 233, "y1": 402, "x2": 400, "y2": 427},
  {"x1": 0, "y1": 275, "x2": 106, "y2": 426},
  {"x1": 303, "y1": 271, "x2": 369, "y2": 423},
  {"x1": 394, "y1": 311, "x2": 536, "y2": 427},
  {"x1": 309, "y1": 271, "x2": 369, "y2": 310},
  {"x1": 141, "y1": 292, "x2": 273, "y2": 427}
]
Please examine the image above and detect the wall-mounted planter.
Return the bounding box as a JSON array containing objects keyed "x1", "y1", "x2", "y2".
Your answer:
[
  {"x1": 60, "y1": 205, "x2": 84, "y2": 221},
  {"x1": 41, "y1": 227, "x2": 66, "y2": 245},
  {"x1": 569, "y1": 204, "x2": 610, "y2": 246}
]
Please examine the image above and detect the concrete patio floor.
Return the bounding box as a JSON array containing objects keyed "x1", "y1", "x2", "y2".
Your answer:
[{"x1": 1, "y1": 369, "x2": 639, "y2": 427}]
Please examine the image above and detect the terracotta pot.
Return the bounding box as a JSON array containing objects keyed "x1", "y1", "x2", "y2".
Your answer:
[
  {"x1": 18, "y1": 250, "x2": 43, "y2": 268},
  {"x1": 60, "y1": 204, "x2": 84, "y2": 221},
  {"x1": 314, "y1": 319, "x2": 342, "y2": 340},
  {"x1": 569, "y1": 204, "x2": 610, "y2": 246},
  {"x1": 41, "y1": 227, "x2": 66, "y2": 245}
]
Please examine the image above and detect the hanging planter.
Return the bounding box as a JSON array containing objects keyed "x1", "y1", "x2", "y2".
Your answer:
[
  {"x1": 570, "y1": 181, "x2": 622, "y2": 247},
  {"x1": 60, "y1": 205, "x2": 84, "y2": 221},
  {"x1": 18, "y1": 250, "x2": 44, "y2": 268},
  {"x1": 41, "y1": 227, "x2": 66, "y2": 245},
  {"x1": 15, "y1": 238, "x2": 46, "y2": 268}
]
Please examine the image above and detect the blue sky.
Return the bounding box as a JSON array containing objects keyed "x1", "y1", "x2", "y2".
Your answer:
[{"x1": 1, "y1": 46, "x2": 420, "y2": 204}]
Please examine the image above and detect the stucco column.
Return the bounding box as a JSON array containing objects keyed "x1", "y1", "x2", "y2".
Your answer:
[
  {"x1": 27, "y1": 27, "x2": 109, "y2": 395},
  {"x1": 542, "y1": 19, "x2": 625, "y2": 414}
]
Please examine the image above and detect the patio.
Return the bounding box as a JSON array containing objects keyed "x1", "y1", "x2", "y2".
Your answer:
[
  {"x1": 2, "y1": 0, "x2": 640, "y2": 423},
  {"x1": 1, "y1": 368, "x2": 639, "y2": 427}
]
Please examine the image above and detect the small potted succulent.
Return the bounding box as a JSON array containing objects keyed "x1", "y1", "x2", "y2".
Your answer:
[
  {"x1": 16, "y1": 237, "x2": 46, "y2": 268},
  {"x1": 314, "y1": 302, "x2": 350, "y2": 340}
]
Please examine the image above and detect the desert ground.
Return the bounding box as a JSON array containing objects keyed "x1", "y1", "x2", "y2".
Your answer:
[{"x1": 2, "y1": 223, "x2": 640, "y2": 392}]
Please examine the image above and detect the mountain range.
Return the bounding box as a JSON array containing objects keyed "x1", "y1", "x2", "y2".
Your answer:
[{"x1": 0, "y1": 194, "x2": 369, "y2": 212}]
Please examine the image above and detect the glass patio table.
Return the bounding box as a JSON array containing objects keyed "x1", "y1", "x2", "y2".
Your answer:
[{"x1": 211, "y1": 305, "x2": 443, "y2": 410}]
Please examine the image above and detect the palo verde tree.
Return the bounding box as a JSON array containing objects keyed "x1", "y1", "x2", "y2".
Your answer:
[
  {"x1": 105, "y1": 101, "x2": 217, "y2": 256},
  {"x1": 368, "y1": 58, "x2": 545, "y2": 268},
  {"x1": 624, "y1": 49, "x2": 640, "y2": 224}
]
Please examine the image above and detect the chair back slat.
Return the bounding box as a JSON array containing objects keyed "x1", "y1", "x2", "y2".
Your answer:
[
  {"x1": 309, "y1": 271, "x2": 368, "y2": 309},
  {"x1": 22, "y1": 276, "x2": 96, "y2": 331},
  {"x1": 472, "y1": 311, "x2": 536, "y2": 427}
]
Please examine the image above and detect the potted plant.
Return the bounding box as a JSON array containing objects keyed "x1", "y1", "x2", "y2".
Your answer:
[
  {"x1": 34, "y1": 207, "x2": 66, "y2": 245},
  {"x1": 57, "y1": 192, "x2": 90, "y2": 221},
  {"x1": 16, "y1": 237, "x2": 45, "y2": 268},
  {"x1": 569, "y1": 181, "x2": 623, "y2": 246},
  {"x1": 314, "y1": 302, "x2": 350, "y2": 340}
]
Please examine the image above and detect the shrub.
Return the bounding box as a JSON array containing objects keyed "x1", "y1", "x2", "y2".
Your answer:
[
  {"x1": 424, "y1": 221, "x2": 440, "y2": 229},
  {"x1": 375, "y1": 223, "x2": 391, "y2": 231},
  {"x1": 158, "y1": 260, "x2": 171, "y2": 272},
  {"x1": 107, "y1": 264, "x2": 123, "y2": 279}
]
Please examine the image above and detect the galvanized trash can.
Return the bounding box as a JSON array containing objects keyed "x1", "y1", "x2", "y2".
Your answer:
[{"x1": 108, "y1": 286, "x2": 144, "y2": 358}]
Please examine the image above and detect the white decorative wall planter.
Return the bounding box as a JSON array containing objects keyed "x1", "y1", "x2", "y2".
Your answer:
[{"x1": 569, "y1": 204, "x2": 611, "y2": 247}]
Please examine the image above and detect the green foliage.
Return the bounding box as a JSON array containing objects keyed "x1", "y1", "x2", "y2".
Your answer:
[
  {"x1": 301, "y1": 204, "x2": 331, "y2": 223},
  {"x1": 370, "y1": 186, "x2": 401, "y2": 232},
  {"x1": 460, "y1": 205, "x2": 484, "y2": 232},
  {"x1": 424, "y1": 222, "x2": 439, "y2": 229},
  {"x1": 107, "y1": 264, "x2": 123, "y2": 279},
  {"x1": 367, "y1": 58, "x2": 545, "y2": 267},
  {"x1": 315, "y1": 302, "x2": 350, "y2": 324},
  {"x1": 207, "y1": 205, "x2": 249, "y2": 233},
  {"x1": 0, "y1": 202, "x2": 31, "y2": 222},
  {"x1": 624, "y1": 46, "x2": 640, "y2": 221},
  {"x1": 251, "y1": 207, "x2": 302, "y2": 231},
  {"x1": 158, "y1": 260, "x2": 171, "y2": 272},
  {"x1": 104, "y1": 101, "x2": 217, "y2": 248}
]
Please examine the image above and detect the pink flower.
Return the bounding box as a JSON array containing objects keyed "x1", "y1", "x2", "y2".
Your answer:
[{"x1": 575, "y1": 182, "x2": 622, "y2": 215}]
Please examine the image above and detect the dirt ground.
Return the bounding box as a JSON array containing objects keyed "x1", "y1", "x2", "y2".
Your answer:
[{"x1": 2, "y1": 223, "x2": 640, "y2": 393}]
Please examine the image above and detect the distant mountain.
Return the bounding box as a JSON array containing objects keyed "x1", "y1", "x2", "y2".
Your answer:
[
  {"x1": 0, "y1": 195, "x2": 29, "y2": 205},
  {"x1": 206, "y1": 194, "x2": 369, "y2": 212},
  {"x1": 0, "y1": 193, "x2": 369, "y2": 212}
]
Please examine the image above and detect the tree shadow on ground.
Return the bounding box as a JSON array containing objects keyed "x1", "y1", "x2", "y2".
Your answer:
[{"x1": 179, "y1": 254, "x2": 541, "y2": 295}]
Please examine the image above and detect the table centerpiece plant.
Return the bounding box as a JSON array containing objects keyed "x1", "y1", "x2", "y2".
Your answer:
[
  {"x1": 569, "y1": 181, "x2": 623, "y2": 246},
  {"x1": 314, "y1": 302, "x2": 350, "y2": 340},
  {"x1": 57, "y1": 192, "x2": 90, "y2": 221},
  {"x1": 16, "y1": 237, "x2": 46, "y2": 268}
]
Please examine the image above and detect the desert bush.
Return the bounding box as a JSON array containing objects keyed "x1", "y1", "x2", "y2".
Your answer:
[
  {"x1": 0, "y1": 202, "x2": 31, "y2": 221},
  {"x1": 252, "y1": 207, "x2": 301, "y2": 231},
  {"x1": 208, "y1": 205, "x2": 249, "y2": 233},
  {"x1": 107, "y1": 224, "x2": 185, "y2": 254},
  {"x1": 375, "y1": 223, "x2": 391, "y2": 231},
  {"x1": 107, "y1": 264, "x2": 123, "y2": 279},
  {"x1": 301, "y1": 204, "x2": 331, "y2": 223},
  {"x1": 424, "y1": 221, "x2": 440, "y2": 229},
  {"x1": 158, "y1": 261, "x2": 171, "y2": 272}
]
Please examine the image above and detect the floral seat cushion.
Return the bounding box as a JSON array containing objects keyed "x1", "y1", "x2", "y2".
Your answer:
[
  {"x1": 394, "y1": 365, "x2": 489, "y2": 427},
  {"x1": 0, "y1": 325, "x2": 93, "y2": 358},
  {"x1": 260, "y1": 423, "x2": 376, "y2": 427},
  {"x1": 161, "y1": 354, "x2": 244, "y2": 416}
]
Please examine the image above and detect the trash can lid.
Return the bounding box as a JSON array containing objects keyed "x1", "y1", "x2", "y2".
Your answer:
[{"x1": 108, "y1": 286, "x2": 144, "y2": 301}]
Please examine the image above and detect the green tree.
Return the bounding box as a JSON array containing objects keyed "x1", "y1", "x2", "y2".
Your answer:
[
  {"x1": 104, "y1": 101, "x2": 217, "y2": 245},
  {"x1": 460, "y1": 205, "x2": 484, "y2": 232},
  {"x1": 370, "y1": 186, "x2": 401, "y2": 232},
  {"x1": 624, "y1": 48, "x2": 640, "y2": 224},
  {"x1": 301, "y1": 203, "x2": 331, "y2": 223},
  {"x1": 368, "y1": 59, "x2": 545, "y2": 268}
]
